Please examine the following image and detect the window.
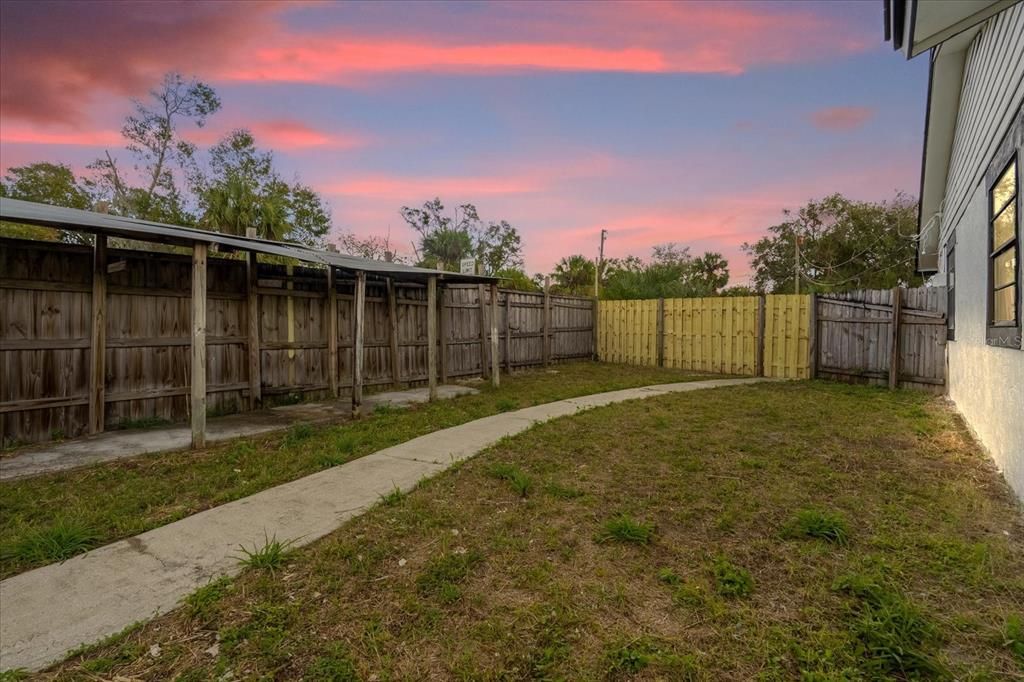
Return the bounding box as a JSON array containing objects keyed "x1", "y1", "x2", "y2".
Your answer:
[
  {"x1": 988, "y1": 156, "x2": 1019, "y2": 346},
  {"x1": 946, "y1": 234, "x2": 955, "y2": 341}
]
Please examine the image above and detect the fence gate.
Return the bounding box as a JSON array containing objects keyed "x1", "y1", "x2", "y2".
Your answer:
[{"x1": 815, "y1": 287, "x2": 946, "y2": 392}]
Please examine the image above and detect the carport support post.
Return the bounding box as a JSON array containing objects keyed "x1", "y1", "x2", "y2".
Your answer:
[
  {"x1": 327, "y1": 266, "x2": 339, "y2": 398},
  {"x1": 191, "y1": 242, "x2": 208, "y2": 449},
  {"x1": 427, "y1": 276, "x2": 438, "y2": 401},
  {"x1": 352, "y1": 271, "x2": 366, "y2": 416},
  {"x1": 245, "y1": 229, "x2": 261, "y2": 410},
  {"x1": 490, "y1": 283, "x2": 500, "y2": 387},
  {"x1": 89, "y1": 234, "x2": 107, "y2": 434}
]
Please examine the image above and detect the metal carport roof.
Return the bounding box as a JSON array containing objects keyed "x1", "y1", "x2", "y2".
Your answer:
[{"x1": 0, "y1": 197, "x2": 496, "y2": 283}]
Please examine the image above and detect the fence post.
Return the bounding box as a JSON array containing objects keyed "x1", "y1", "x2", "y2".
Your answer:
[
  {"x1": 326, "y1": 266, "x2": 339, "y2": 398},
  {"x1": 808, "y1": 293, "x2": 818, "y2": 380},
  {"x1": 504, "y1": 290, "x2": 512, "y2": 373},
  {"x1": 542, "y1": 277, "x2": 551, "y2": 367},
  {"x1": 352, "y1": 271, "x2": 366, "y2": 415},
  {"x1": 478, "y1": 283, "x2": 489, "y2": 379},
  {"x1": 439, "y1": 283, "x2": 448, "y2": 384},
  {"x1": 656, "y1": 298, "x2": 665, "y2": 368},
  {"x1": 755, "y1": 295, "x2": 766, "y2": 377},
  {"x1": 490, "y1": 283, "x2": 500, "y2": 387},
  {"x1": 427, "y1": 276, "x2": 438, "y2": 401},
  {"x1": 592, "y1": 297, "x2": 600, "y2": 361},
  {"x1": 888, "y1": 286, "x2": 902, "y2": 389},
  {"x1": 387, "y1": 278, "x2": 401, "y2": 389},
  {"x1": 89, "y1": 235, "x2": 107, "y2": 434}
]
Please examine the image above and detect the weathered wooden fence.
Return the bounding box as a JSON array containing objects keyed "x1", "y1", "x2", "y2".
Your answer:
[
  {"x1": 598, "y1": 287, "x2": 945, "y2": 390},
  {"x1": 0, "y1": 239, "x2": 594, "y2": 446},
  {"x1": 815, "y1": 287, "x2": 946, "y2": 392},
  {"x1": 599, "y1": 294, "x2": 811, "y2": 378}
]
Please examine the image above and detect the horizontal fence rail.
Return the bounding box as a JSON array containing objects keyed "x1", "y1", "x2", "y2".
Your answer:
[
  {"x1": 598, "y1": 287, "x2": 945, "y2": 391},
  {"x1": 0, "y1": 239, "x2": 595, "y2": 446}
]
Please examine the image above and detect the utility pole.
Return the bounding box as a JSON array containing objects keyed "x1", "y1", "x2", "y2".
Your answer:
[
  {"x1": 595, "y1": 229, "x2": 607, "y2": 298},
  {"x1": 794, "y1": 233, "x2": 801, "y2": 295}
]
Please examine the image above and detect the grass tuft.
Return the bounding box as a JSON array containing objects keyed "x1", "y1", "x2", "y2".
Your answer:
[
  {"x1": 598, "y1": 514, "x2": 655, "y2": 545},
  {"x1": 783, "y1": 508, "x2": 850, "y2": 545},
  {"x1": 1, "y1": 518, "x2": 99, "y2": 566},
  {"x1": 488, "y1": 462, "x2": 533, "y2": 497},
  {"x1": 379, "y1": 486, "x2": 406, "y2": 506},
  {"x1": 283, "y1": 422, "x2": 316, "y2": 447},
  {"x1": 495, "y1": 398, "x2": 518, "y2": 412},
  {"x1": 657, "y1": 567, "x2": 682, "y2": 585},
  {"x1": 184, "y1": 576, "x2": 232, "y2": 623},
  {"x1": 711, "y1": 557, "x2": 753, "y2": 597},
  {"x1": 307, "y1": 643, "x2": 359, "y2": 681},
  {"x1": 544, "y1": 481, "x2": 585, "y2": 499},
  {"x1": 236, "y1": 534, "x2": 294, "y2": 572},
  {"x1": 1002, "y1": 614, "x2": 1024, "y2": 662},
  {"x1": 833, "y1": 573, "x2": 946, "y2": 677}
]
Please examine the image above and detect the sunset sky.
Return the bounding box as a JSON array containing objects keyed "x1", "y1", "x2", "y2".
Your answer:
[{"x1": 0, "y1": 0, "x2": 928, "y2": 283}]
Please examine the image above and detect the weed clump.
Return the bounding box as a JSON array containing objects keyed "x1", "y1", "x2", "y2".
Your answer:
[
  {"x1": 783, "y1": 508, "x2": 850, "y2": 545},
  {"x1": 283, "y1": 422, "x2": 316, "y2": 447},
  {"x1": 184, "y1": 576, "x2": 232, "y2": 623},
  {"x1": 237, "y1": 534, "x2": 294, "y2": 572},
  {"x1": 833, "y1": 573, "x2": 946, "y2": 677},
  {"x1": 598, "y1": 514, "x2": 655, "y2": 545},
  {"x1": 712, "y1": 557, "x2": 753, "y2": 597},
  {"x1": 1, "y1": 518, "x2": 98, "y2": 565},
  {"x1": 488, "y1": 462, "x2": 533, "y2": 497}
]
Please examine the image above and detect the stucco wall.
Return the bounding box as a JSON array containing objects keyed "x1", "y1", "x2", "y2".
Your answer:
[{"x1": 945, "y1": 188, "x2": 1024, "y2": 500}]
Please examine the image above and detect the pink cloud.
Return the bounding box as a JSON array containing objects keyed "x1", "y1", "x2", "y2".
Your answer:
[
  {"x1": 183, "y1": 118, "x2": 368, "y2": 151},
  {"x1": 0, "y1": 124, "x2": 121, "y2": 146},
  {"x1": 809, "y1": 106, "x2": 875, "y2": 132},
  {"x1": 330, "y1": 174, "x2": 542, "y2": 198}
]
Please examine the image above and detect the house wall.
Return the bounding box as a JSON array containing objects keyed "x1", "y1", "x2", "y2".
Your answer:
[{"x1": 938, "y1": 4, "x2": 1024, "y2": 500}]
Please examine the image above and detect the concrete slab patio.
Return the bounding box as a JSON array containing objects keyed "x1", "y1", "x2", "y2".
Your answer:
[
  {"x1": 0, "y1": 377, "x2": 768, "y2": 672},
  {"x1": 0, "y1": 385, "x2": 478, "y2": 482}
]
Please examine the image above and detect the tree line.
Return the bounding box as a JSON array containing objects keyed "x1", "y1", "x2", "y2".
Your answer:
[{"x1": 1, "y1": 73, "x2": 921, "y2": 298}]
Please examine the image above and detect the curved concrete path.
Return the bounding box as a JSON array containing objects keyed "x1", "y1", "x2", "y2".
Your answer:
[{"x1": 0, "y1": 377, "x2": 768, "y2": 672}]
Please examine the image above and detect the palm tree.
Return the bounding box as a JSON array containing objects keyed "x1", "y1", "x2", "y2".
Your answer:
[
  {"x1": 552, "y1": 255, "x2": 596, "y2": 296},
  {"x1": 421, "y1": 227, "x2": 473, "y2": 271},
  {"x1": 691, "y1": 252, "x2": 729, "y2": 294}
]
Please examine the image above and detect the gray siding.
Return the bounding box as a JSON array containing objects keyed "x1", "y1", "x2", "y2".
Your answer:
[{"x1": 941, "y1": 3, "x2": 1024, "y2": 245}]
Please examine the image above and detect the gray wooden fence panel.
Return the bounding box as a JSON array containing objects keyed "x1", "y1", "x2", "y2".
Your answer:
[{"x1": 0, "y1": 239, "x2": 594, "y2": 446}]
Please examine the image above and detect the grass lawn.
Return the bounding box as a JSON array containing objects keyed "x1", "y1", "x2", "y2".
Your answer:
[
  {"x1": 0, "y1": 362, "x2": 712, "y2": 579},
  {"x1": 40, "y1": 381, "x2": 1024, "y2": 680}
]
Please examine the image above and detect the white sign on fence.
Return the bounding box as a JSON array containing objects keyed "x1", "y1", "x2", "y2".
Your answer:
[{"x1": 460, "y1": 258, "x2": 477, "y2": 275}]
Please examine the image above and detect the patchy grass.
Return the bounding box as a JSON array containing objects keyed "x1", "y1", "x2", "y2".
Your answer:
[
  {"x1": 0, "y1": 362, "x2": 707, "y2": 578},
  {"x1": 488, "y1": 462, "x2": 534, "y2": 497},
  {"x1": 711, "y1": 556, "x2": 754, "y2": 597},
  {"x1": 32, "y1": 382, "x2": 1024, "y2": 679}
]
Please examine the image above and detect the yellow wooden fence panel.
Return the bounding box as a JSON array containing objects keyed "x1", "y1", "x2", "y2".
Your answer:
[
  {"x1": 763, "y1": 294, "x2": 811, "y2": 379},
  {"x1": 600, "y1": 294, "x2": 809, "y2": 377}
]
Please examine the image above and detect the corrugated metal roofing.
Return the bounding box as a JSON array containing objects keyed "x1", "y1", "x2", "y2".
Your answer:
[{"x1": 0, "y1": 197, "x2": 496, "y2": 283}]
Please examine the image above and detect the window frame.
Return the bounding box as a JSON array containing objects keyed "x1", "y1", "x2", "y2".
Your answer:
[{"x1": 985, "y1": 107, "x2": 1023, "y2": 349}]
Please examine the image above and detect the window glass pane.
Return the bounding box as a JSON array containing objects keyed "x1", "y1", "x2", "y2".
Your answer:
[
  {"x1": 993, "y1": 284, "x2": 1016, "y2": 323},
  {"x1": 992, "y1": 160, "x2": 1017, "y2": 215},
  {"x1": 993, "y1": 201, "x2": 1016, "y2": 251},
  {"x1": 994, "y1": 246, "x2": 1017, "y2": 288}
]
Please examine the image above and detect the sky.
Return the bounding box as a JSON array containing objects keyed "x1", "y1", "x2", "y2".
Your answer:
[{"x1": 0, "y1": 0, "x2": 928, "y2": 284}]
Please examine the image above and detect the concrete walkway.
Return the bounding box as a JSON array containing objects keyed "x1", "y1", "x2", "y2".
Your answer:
[
  {"x1": 0, "y1": 377, "x2": 767, "y2": 672},
  {"x1": 0, "y1": 385, "x2": 478, "y2": 481}
]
